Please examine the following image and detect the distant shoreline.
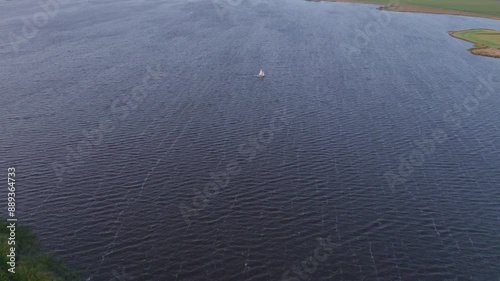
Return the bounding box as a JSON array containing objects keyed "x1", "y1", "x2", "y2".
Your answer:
[
  {"x1": 311, "y1": 0, "x2": 500, "y2": 21},
  {"x1": 311, "y1": 0, "x2": 500, "y2": 59}
]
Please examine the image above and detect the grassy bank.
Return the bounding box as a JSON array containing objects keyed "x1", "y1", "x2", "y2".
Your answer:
[
  {"x1": 313, "y1": 0, "x2": 500, "y2": 59},
  {"x1": 449, "y1": 29, "x2": 500, "y2": 58},
  {"x1": 319, "y1": 0, "x2": 500, "y2": 20},
  {"x1": 0, "y1": 219, "x2": 81, "y2": 281}
]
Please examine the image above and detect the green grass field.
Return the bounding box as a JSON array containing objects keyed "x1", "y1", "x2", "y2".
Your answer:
[
  {"x1": 450, "y1": 29, "x2": 500, "y2": 49},
  {"x1": 449, "y1": 29, "x2": 500, "y2": 58},
  {"x1": 0, "y1": 219, "x2": 81, "y2": 281},
  {"x1": 343, "y1": 0, "x2": 500, "y2": 19}
]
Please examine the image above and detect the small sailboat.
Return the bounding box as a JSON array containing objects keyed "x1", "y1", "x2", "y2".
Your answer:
[{"x1": 256, "y1": 69, "x2": 265, "y2": 78}]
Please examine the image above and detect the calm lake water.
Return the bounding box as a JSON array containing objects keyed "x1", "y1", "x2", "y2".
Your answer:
[{"x1": 1, "y1": 0, "x2": 500, "y2": 280}]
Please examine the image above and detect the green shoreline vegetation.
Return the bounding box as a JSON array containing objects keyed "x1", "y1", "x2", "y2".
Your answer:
[
  {"x1": 449, "y1": 29, "x2": 500, "y2": 58},
  {"x1": 324, "y1": 0, "x2": 500, "y2": 19},
  {"x1": 316, "y1": 0, "x2": 500, "y2": 59},
  {"x1": 0, "y1": 219, "x2": 81, "y2": 281}
]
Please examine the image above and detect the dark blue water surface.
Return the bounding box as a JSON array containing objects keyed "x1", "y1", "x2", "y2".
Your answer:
[{"x1": 1, "y1": 0, "x2": 500, "y2": 280}]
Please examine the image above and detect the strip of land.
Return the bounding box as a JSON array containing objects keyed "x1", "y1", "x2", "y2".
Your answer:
[
  {"x1": 312, "y1": 0, "x2": 500, "y2": 59},
  {"x1": 449, "y1": 29, "x2": 500, "y2": 58},
  {"x1": 0, "y1": 219, "x2": 81, "y2": 281},
  {"x1": 316, "y1": 0, "x2": 500, "y2": 21}
]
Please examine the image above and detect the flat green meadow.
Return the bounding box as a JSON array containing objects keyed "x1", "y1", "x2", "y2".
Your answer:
[
  {"x1": 340, "y1": 0, "x2": 500, "y2": 18},
  {"x1": 451, "y1": 29, "x2": 500, "y2": 49}
]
